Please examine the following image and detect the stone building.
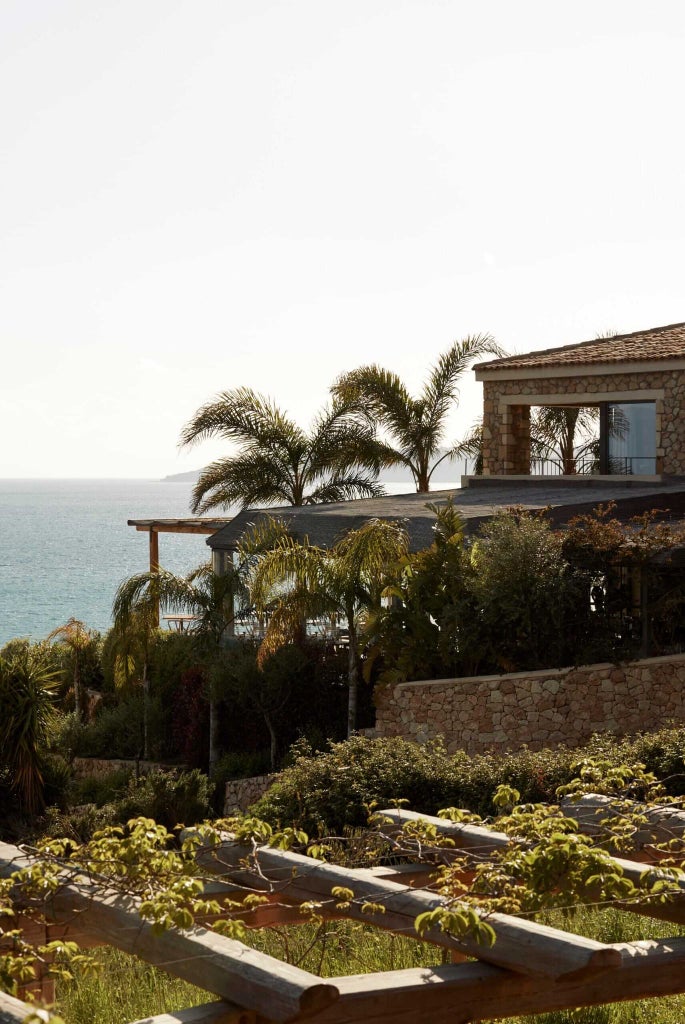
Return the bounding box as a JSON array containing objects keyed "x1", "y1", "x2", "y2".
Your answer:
[{"x1": 474, "y1": 322, "x2": 685, "y2": 479}]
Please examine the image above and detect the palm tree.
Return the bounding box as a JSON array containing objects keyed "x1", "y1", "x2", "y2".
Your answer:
[
  {"x1": 331, "y1": 335, "x2": 504, "y2": 493},
  {"x1": 47, "y1": 618, "x2": 97, "y2": 721},
  {"x1": 113, "y1": 563, "x2": 249, "y2": 774},
  {"x1": 108, "y1": 601, "x2": 159, "y2": 759},
  {"x1": 0, "y1": 644, "x2": 59, "y2": 814},
  {"x1": 530, "y1": 407, "x2": 600, "y2": 475},
  {"x1": 179, "y1": 388, "x2": 386, "y2": 514},
  {"x1": 249, "y1": 518, "x2": 409, "y2": 736}
]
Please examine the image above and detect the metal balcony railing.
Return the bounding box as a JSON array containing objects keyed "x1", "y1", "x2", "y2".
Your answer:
[{"x1": 530, "y1": 456, "x2": 656, "y2": 476}]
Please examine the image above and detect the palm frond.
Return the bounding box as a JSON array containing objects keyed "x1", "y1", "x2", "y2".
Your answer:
[
  {"x1": 307, "y1": 475, "x2": 386, "y2": 504},
  {"x1": 179, "y1": 387, "x2": 305, "y2": 451},
  {"x1": 439, "y1": 420, "x2": 484, "y2": 476},
  {"x1": 191, "y1": 454, "x2": 294, "y2": 513},
  {"x1": 332, "y1": 366, "x2": 416, "y2": 440},
  {"x1": 423, "y1": 334, "x2": 504, "y2": 430}
]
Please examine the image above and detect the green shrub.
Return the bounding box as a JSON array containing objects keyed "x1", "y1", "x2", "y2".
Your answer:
[
  {"x1": 75, "y1": 694, "x2": 145, "y2": 758},
  {"x1": 42, "y1": 802, "x2": 118, "y2": 843},
  {"x1": 113, "y1": 769, "x2": 213, "y2": 830},
  {"x1": 253, "y1": 728, "x2": 685, "y2": 834},
  {"x1": 67, "y1": 768, "x2": 134, "y2": 808},
  {"x1": 212, "y1": 750, "x2": 271, "y2": 783}
]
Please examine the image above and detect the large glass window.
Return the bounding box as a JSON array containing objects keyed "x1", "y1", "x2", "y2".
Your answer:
[{"x1": 606, "y1": 401, "x2": 656, "y2": 474}]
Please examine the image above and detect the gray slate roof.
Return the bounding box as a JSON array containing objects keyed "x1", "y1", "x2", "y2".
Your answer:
[{"x1": 207, "y1": 478, "x2": 685, "y2": 552}]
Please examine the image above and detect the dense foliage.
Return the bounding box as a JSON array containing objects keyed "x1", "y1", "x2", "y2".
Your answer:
[{"x1": 253, "y1": 729, "x2": 685, "y2": 834}]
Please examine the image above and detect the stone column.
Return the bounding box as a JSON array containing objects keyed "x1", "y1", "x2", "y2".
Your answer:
[{"x1": 508, "y1": 404, "x2": 531, "y2": 473}]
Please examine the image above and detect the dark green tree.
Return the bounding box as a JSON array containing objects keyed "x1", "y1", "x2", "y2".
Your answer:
[
  {"x1": 113, "y1": 564, "x2": 245, "y2": 774},
  {"x1": 250, "y1": 518, "x2": 409, "y2": 735}
]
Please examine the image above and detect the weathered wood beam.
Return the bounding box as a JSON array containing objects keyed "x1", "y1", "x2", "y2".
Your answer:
[
  {"x1": 378, "y1": 807, "x2": 685, "y2": 926},
  {"x1": 559, "y1": 794, "x2": 685, "y2": 855},
  {"x1": 376, "y1": 807, "x2": 510, "y2": 857},
  {"x1": 0, "y1": 991, "x2": 35, "y2": 1024},
  {"x1": 309, "y1": 936, "x2": 685, "y2": 1024},
  {"x1": 0, "y1": 842, "x2": 338, "y2": 1023},
  {"x1": 128, "y1": 1001, "x2": 257, "y2": 1024},
  {"x1": 128, "y1": 521, "x2": 229, "y2": 535},
  {"x1": 194, "y1": 838, "x2": 621, "y2": 980}
]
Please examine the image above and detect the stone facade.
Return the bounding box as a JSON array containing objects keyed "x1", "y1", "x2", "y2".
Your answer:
[
  {"x1": 224, "y1": 773, "x2": 275, "y2": 815},
  {"x1": 374, "y1": 653, "x2": 685, "y2": 755},
  {"x1": 480, "y1": 367, "x2": 685, "y2": 477}
]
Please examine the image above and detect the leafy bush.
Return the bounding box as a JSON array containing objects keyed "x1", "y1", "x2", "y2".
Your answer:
[
  {"x1": 42, "y1": 802, "x2": 118, "y2": 843},
  {"x1": 212, "y1": 750, "x2": 272, "y2": 783},
  {"x1": 113, "y1": 769, "x2": 213, "y2": 830},
  {"x1": 74, "y1": 693, "x2": 145, "y2": 758},
  {"x1": 253, "y1": 728, "x2": 685, "y2": 834},
  {"x1": 67, "y1": 768, "x2": 134, "y2": 808}
]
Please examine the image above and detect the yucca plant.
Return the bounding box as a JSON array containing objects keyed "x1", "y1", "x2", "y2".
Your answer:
[{"x1": 0, "y1": 644, "x2": 60, "y2": 814}]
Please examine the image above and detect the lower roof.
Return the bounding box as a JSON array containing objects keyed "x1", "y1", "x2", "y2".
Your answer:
[{"x1": 207, "y1": 479, "x2": 685, "y2": 552}]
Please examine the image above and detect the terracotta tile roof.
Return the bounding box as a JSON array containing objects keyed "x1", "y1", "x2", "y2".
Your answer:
[{"x1": 476, "y1": 322, "x2": 685, "y2": 372}]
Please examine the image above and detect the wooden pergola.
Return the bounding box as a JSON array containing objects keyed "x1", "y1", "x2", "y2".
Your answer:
[
  {"x1": 3, "y1": 797, "x2": 685, "y2": 1024},
  {"x1": 127, "y1": 519, "x2": 231, "y2": 575}
]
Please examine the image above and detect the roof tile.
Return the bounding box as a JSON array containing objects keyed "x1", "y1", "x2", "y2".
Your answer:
[{"x1": 477, "y1": 322, "x2": 685, "y2": 372}]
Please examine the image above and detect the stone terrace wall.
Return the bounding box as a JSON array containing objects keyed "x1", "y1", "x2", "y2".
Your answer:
[
  {"x1": 374, "y1": 653, "x2": 685, "y2": 755},
  {"x1": 224, "y1": 774, "x2": 276, "y2": 815},
  {"x1": 72, "y1": 757, "x2": 172, "y2": 779}
]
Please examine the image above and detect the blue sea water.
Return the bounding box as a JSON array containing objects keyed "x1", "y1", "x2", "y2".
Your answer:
[
  {"x1": 0, "y1": 479, "x2": 214, "y2": 647},
  {"x1": 0, "y1": 477, "x2": 464, "y2": 648}
]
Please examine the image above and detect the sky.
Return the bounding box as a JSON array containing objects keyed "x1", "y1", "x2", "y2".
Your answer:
[{"x1": 2, "y1": 0, "x2": 685, "y2": 478}]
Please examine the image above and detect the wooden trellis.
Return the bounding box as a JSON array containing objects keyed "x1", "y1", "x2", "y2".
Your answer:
[{"x1": 3, "y1": 798, "x2": 685, "y2": 1024}]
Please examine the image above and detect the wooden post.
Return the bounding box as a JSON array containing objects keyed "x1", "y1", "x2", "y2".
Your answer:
[
  {"x1": 193, "y1": 835, "x2": 621, "y2": 980},
  {"x1": 149, "y1": 527, "x2": 160, "y2": 626},
  {"x1": 12, "y1": 913, "x2": 55, "y2": 1006}
]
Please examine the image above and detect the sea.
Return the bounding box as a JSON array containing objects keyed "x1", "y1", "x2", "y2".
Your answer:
[
  {"x1": 0, "y1": 479, "x2": 207, "y2": 648},
  {"x1": 0, "y1": 477, "x2": 463, "y2": 648}
]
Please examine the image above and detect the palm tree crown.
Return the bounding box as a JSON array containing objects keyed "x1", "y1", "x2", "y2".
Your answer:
[
  {"x1": 250, "y1": 518, "x2": 409, "y2": 735},
  {"x1": 179, "y1": 388, "x2": 386, "y2": 514},
  {"x1": 332, "y1": 334, "x2": 504, "y2": 492}
]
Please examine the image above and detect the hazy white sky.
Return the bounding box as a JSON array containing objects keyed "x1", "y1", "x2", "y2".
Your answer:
[{"x1": 2, "y1": 0, "x2": 685, "y2": 478}]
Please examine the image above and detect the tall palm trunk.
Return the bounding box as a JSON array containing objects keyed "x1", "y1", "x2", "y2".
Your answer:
[
  {"x1": 264, "y1": 711, "x2": 279, "y2": 771},
  {"x1": 142, "y1": 660, "x2": 150, "y2": 760},
  {"x1": 346, "y1": 606, "x2": 358, "y2": 736},
  {"x1": 208, "y1": 695, "x2": 220, "y2": 777},
  {"x1": 73, "y1": 654, "x2": 82, "y2": 721}
]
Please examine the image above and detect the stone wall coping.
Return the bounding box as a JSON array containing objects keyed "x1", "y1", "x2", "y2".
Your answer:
[{"x1": 392, "y1": 652, "x2": 685, "y2": 691}]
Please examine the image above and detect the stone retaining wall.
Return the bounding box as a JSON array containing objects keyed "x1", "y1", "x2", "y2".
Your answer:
[
  {"x1": 224, "y1": 774, "x2": 276, "y2": 815},
  {"x1": 71, "y1": 758, "x2": 173, "y2": 779},
  {"x1": 374, "y1": 653, "x2": 685, "y2": 755}
]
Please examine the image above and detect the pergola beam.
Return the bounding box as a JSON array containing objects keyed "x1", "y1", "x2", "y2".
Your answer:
[
  {"x1": 193, "y1": 837, "x2": 621, "y2": 980},
  {"x1": 311, "y1": 938, "x2": 685, "y2": 1024},
  {"x1": 0, "y1": 842, "x2": 337, "y2": 1024}
]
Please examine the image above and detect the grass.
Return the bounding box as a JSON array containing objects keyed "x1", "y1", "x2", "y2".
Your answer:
[{"x1": 56, "y1": 908, "x2": 685, "y2": 1024}]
